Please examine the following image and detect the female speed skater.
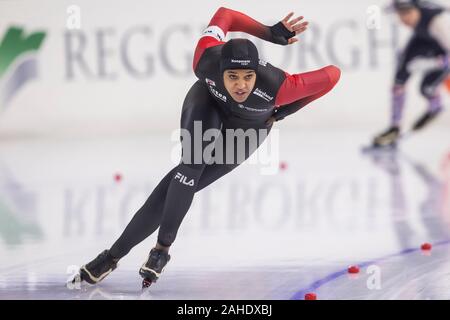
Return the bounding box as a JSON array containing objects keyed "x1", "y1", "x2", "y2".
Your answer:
[
  {"x1": 75, "y1": 7, "x2": 341, "y2": 288},
  {"x1": 373, "y1": 0, "x2": 450, "y2": 148}
]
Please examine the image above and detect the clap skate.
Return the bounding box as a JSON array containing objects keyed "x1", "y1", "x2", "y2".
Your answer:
[{"x1": 139, "y1": 248, "x2": 171, "y2": 289}]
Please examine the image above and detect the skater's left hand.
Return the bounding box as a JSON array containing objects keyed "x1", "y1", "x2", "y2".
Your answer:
[
  {"x1": 266, "y1": 116, "x2": 276, "y2": 127},
  {"x1": 280, "y1": 12, "x2": 309, "y2": 45}
]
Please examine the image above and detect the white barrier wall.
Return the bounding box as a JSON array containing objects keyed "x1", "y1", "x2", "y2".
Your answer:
[{"x1": 0, "y1": 0, "x2": 448, "y2": 136}]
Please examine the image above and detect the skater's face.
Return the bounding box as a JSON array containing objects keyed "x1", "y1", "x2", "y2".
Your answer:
[
  {"x1": 396, "y1": 8, "x2": 421, "y2": 28},
  {"x1": 223, "y1": 69, "x2": 257, "y2": 103}
]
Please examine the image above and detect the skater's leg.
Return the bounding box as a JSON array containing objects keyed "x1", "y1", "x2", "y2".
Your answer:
[
  {"x1": 110, "y1": 81, "x2": 221, "y2": 258},
  {"x1": 413, "y1": 67, "x2": 449, "y2": 130},
  {"x1": 157, "y1": 116, "x2": 273, "y2": 246},
  {"x1": 372, "y1": 85, "x2": 406, "y2": 147},
  {"x1": 139, "y1": 112, "x2": 272, "y2": 284},
  {"x1": 370, "y1": 42, "x2": 419, "y2": 146},
  {"x1": 372, "y1": 37, "x2": 417, "y2": 144},
  {"x1": 156, "y1": 82, "x2": 222, "y2": 247},
  {"x1": 420, "y1": 68, "x2": 449, "y2": 112},
  {"x1": 139, "y1": 112, "x2": 224, "y2": 283},
  {"x1": 391, "y1": 85, "x2": 407, "y2": 128},
  {"x1": 109, "y1": 167, "x2": 177, "y2": 259},
  {"x1": 125, "y1": 122, "x2": 272, "y2": 253},
  {"x1": 110, "y1": 122, "x2": 270, "y2": 258}
]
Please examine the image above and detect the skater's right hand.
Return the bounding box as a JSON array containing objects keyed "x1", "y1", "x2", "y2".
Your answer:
[
  {"x1": 281, "y1": 12, "x2": 309, "y2": 45},
  {"x1": 270, "y1": 13, "x2": 309, "y2": 45}
]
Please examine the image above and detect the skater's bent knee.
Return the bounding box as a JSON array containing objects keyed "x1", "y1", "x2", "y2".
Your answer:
[
  {"x1": 172, "y1": 163, "x2": 204, "y2": 187},
  {"x1": 392, "y1": 85, "x2": 405, "y2": 96},
  {"x1": 420, "y1": 85, "x2": 437, "y2": 99},
  {"x1": 178, "y1": 162, "x2": 205, "y2": 173}
]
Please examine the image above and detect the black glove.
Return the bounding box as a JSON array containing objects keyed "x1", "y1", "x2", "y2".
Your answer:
[
  {"x1": 269, "y1": 22, "x2": 296, "y2": 45},
  {"x1": 272, "y1": 108, "x2": 286, "y2": 122}
]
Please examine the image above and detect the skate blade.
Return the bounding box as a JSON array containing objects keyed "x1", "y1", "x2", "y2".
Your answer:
[
  {"x1": 66, "y1": 272, "x2": 82, "y2": 289},
  {"x1": 142, "y1": 278, "x2": 153, "y2": 290},
  {"x1": 361, "y1": 143, "x2": 397, "y2": 154}
]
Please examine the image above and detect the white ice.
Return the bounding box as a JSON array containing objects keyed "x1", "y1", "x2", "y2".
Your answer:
[{"x1": 0, "y1": 129, "x2": 449, "y2": 299}]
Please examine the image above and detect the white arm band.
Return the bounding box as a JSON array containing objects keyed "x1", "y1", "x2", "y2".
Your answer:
[{"x1": 200, "y1": 26, "x2": 225, "y2": 42}]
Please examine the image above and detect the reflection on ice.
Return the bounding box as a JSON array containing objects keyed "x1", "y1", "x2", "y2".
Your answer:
[{"x1": 0, "y1": 130, "x2": 449, "y2": 299}]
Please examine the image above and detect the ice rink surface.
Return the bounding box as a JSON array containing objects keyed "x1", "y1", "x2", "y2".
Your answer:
[{"x1": 0, "y1": 129, "x2": 449, "y2": 300}]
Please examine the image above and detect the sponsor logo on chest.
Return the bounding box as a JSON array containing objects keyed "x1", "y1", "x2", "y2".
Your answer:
[
  {"x1": 253, "y1": 88, "x2": 274, "y2": 102},
  {"x1": 238, "y1": 104, "x2": 269, "y2": 112},
  {"x1": 208, "y1": 85, "x2": 227, "y2": 102}
]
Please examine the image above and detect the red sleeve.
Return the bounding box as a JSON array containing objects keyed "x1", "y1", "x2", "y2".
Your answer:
[
  {"x1": 193, "y1": 37, "x2": 225, "y2": 72},
  {"x1": 208, "y1": 7, "x2": 272, "y2": 40},
  {"x1": 193, "y1": 7, "x2": 272, "y2": 71},
  {"x1": 271, "y1": 65, "x2": 341, "y2": 121},
  {"x1": 275, "y1": 65, "x2": 341, "y2": 106}
]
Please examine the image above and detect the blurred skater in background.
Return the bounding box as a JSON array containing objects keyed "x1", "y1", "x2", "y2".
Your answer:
[{"x1": 373, "y1": 0, "x2": 450, "y2": 148}]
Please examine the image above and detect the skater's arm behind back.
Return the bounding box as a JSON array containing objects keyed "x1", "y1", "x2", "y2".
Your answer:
[
  {"x1": 193, "y1": 7, "x2": 279, "y2": 72},
  {"x1": 430, "y1": 12, "x2": 450, "y2": 53}
]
